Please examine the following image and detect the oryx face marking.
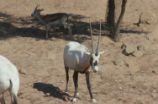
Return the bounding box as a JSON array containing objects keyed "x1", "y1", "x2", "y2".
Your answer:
[
  {"x1": 90, "y1": 53, "x2": 99, "y2": 72},
  {"x1": 90, "y1": 51, "x2": 104, "y2": 73}
]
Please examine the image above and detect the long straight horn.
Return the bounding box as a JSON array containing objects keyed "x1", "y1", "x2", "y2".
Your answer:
[
  {"x1": 89, "y1": 18, "x2": 94, "y2": 52},
  {"x1": 35, "y1": 5, "x2": 38, "y2": 9},
  {"x1": 35, "y1": 5, "x2": 38, "y2": 11},
  {"x1": 96, "y1": 20, "x2": 102, "y2": 53},
  {"x1": 35, "y1": 4, "x2": 40, "y2": 10}
]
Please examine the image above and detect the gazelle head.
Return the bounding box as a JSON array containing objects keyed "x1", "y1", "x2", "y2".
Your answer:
[
  {"x1": 86, "y1": 19, "x2": 104, "y2": 73},
  {"x1": 31, "y1": 5, "x2": 44, "y2": 17}
]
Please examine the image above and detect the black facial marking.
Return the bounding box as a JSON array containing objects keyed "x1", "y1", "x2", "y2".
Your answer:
[
  {"x1": 95, "y1": 52, "x2": 98, "y2": 56},
  {"x1": 90, "y1": 57, "x2": 98, "y2": 66},
  {"x1": 90, "y1": 57, "x2": 93, "y2": 66},
  {"x1": 94, "y1": 61, "x2": 98, "y2": 66}
]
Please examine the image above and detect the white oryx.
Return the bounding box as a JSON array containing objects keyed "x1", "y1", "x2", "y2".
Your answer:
[
  {"x1": 0, "y1": 55, "x2": 20, "y2": 104},
  {"x1": 63, "y1": 20, "x2": 104, "y2": 103},
  {"x1": 31, "y1": 5, "x2": 72, "y2": 39}
]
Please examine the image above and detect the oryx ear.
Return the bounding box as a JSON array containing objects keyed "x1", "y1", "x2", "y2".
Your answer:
[
  {"x1": 85, "y1": 51, "x2": 92, "y2": 55},
  {"x1": 39, "y1": 9, "x2": 44, "y2": 11},
  {"x1": 99, "y1": 51, "x2": 105, "y2": 55}
]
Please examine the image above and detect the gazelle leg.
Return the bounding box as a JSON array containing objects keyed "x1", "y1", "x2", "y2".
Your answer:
[
  {"x1": 46, "y1": 25, "x2": 50, "y2": 39},
  {"x1": 72, "y1": 71, "x2": 79, "y2": 102},
  {"x1": 85, "y1": 72, "x2": 96, "y2": 103},
  {"x1": 65, "y1": 66, "x2": 69, "y2": 93},
  {"x1": 64, "y1": 23, "x2": 72, "y2": 39},
  {"x1": 68, "y1": 25, "x2": 72, "y2": 39}
]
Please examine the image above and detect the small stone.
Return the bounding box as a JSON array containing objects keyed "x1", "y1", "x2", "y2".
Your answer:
[
  {"x1": 121, "y1": 43, "x2": 136, "y2": 56},
  {"x1": 137, "y1": 45, "x2": 144, "y2": 51},
  {"x1": 151, "y1": 93, "x2": 158, "y2": 99},
  {"x1": 152, "y1": 90, "x2": 157, "y2": 93},
  {"x1": 126, "y1": 46, "x2": 136, "y2": 54},
  {"x1": 45, "y1": 93, "x2": 50, "y2": 96},
  {"x1": 152, "y1": 70, "x2": 156, "y2": 74},
  {"x1": 133, "y1": 51, "x2": 144, "y2": 57},
  {"x1": 113, "y1": 59, "x2": 125, "y2": 67},
  {"x1": 119, "y1": 87, "x2": 123, "y2": 90},
  {"x1": 19, "y1": 69, "x2": 26, "y2": 75}
]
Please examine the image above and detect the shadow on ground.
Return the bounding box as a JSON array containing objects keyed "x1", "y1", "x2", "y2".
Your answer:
[
  {"x1": 0, "y1": 12, "x2": 148, "y2": 42},
  {"x1": 33, "y1": 82, "x2": 70, "y2": 101}
]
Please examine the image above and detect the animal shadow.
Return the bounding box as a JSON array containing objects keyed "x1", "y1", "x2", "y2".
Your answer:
[{"x1": 33, "y1": 82, "x2": 70, "y2": 101}]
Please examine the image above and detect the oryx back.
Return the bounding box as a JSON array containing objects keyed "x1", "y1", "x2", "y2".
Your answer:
[
  {"x1": 64, "y1": 41, "x2": 90, "y2": 72},
  {"x1": 0, "y1": 55, "x2": 19, "y2": 95}
]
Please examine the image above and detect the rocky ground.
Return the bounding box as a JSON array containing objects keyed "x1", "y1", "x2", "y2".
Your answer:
[{"x1": 0, "y1": 0, "x2": 158, "y2": 104}]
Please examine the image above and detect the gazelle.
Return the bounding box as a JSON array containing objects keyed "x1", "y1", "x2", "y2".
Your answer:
[
  {"x1": 63, "y1": 20, "x2": 104, "y2": 103},
  {"x1": 0, "y1": 55, "x2": 20, "y2": 104},
  {"x1": 31, "y1": 5, "x2": 72, "y2": 39}
]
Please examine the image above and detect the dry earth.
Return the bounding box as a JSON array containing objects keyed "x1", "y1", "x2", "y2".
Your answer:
[{"x1": 0, "y1": 0, "x2": 158, "y2": 104}]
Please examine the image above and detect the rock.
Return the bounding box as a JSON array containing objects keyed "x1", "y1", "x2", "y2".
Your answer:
[
  {"x1": 152, "y1": 70, "x2": 156, "y2": 74},
  {"x1": 126, "y1": 45, "x2": 136, "y2": 54},
  {"x1": 137, "y1": 45, "x2": 144, "y2": 51},
  {"x1": 121, "y1": 43, "x2": 145, "y2": 57},
  {"x1": 151, "y1": 93, "x2": 158, "y2": 99},
  {"x1": 133, "y1": 45, "x2": 145, "y2": 57},
  {"x1": 121, "y1": 43, "x2": 136, "y2": 56},
  {"x1": 19, "y1": 69, "x2": 26, "y2": 75},
  {"x1": 113, "y1": 59, "x2": 125, "y2": 67},
  {"x1": 133, "y1": 51, "x2": 144, "y2": 57}
]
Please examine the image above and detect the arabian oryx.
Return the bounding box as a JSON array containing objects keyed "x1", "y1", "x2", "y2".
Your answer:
[
  {"x1": 63, "y1": 20, "x2": 104, "y2": 103},
  {"x1": 31, "y1": 5, "x2": 72, "y2": 39},
  {"x1": 0, "y1": 55, "x2": 20, "y2": 104}
]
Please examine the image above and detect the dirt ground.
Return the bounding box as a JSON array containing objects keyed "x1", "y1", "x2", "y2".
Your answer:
[{"x1": 0, "y1": 0, "x2": 158, "y2": 104}]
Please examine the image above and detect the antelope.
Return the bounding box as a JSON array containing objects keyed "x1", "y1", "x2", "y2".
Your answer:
[
  {"x1": 31, "y1": 5, "x2": 72, "y2": 39},
  {"x1": 0, "y1": 55, "x2": 20, "y2": 104},
  {"x1": 63, "y1": 20, "x2": 104, "y2": 103}
]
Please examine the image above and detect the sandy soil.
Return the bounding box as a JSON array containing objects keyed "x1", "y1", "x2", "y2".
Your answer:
[{"x1": 0, "y1": 0, "x2": 158, "y2": 104}]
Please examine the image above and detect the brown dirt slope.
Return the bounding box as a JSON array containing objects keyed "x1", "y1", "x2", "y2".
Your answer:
[{"x1": 0, "y1": 0, "x2": 158, "y2": 104}]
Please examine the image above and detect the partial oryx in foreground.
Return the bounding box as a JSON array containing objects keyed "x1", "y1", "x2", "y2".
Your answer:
[
  {"x1": 63, "y1": 20, "x2": 104, "y2": 103},
  {"x1": 0, "y1": 55, "x2": 20, "y2": 104},
  {"x1": 31, "y1": 5, "x2": 72, "y2": 39}
]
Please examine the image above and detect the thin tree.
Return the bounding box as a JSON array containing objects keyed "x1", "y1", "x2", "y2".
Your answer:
[
  {"x1": 106, "y1": 0, "x2": 127, "y2": 42},
  {"x1": 106, "y1": 0, "x2": 115, "y2": 38}
]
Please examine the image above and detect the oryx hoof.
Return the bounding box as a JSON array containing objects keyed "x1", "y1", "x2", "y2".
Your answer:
[
  {"x1": 91, "y1": 98, "x2": 97, "y2": 103},
  {"x1": 65, "y1": 89, "x2": 68, "y2": 94},
  {"x1": 65, "y1": 91, "x2": 68, "y2": 94},
  {"x1": 72, "y1": 98, "x2": 78, "y2": 103},
  {"x1": 76, "y1": 92, "x2": 79, "y2": 97}
]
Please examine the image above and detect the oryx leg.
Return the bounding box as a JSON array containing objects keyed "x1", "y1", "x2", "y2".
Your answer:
[
  {"x1": 65, "y1": 66, "x2": 69, "y2": 93},
  {"x1": 85, "y1": 72, "x2": 96, "y2": 103},
  {"x1": 10, "y1": 94, "x2": 17, "y2": 104},
  {"x1": 0, "y1": 94, "x2": 5, "y2": 104},
  {"x1": 72, "y1": 71, "x2": 79, "y2": 102}
]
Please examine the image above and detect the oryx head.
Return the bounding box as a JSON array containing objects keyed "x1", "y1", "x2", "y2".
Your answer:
[
  {"x1": 86, "y1": 19, "x2": 104, "y2": 73},
  {"x1": 31, "y1": 5, "x2": 44, "y2": 17}
]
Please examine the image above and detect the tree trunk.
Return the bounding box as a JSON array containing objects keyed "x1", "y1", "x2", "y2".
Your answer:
[
  {"x1": 114, "y1": 0, "x2": 127, "y2": 42},
  {"x1": 106, "y1": 0, "x2": 127, "y2": 42},
  {"x1": 106, "y1": 0, "x2": 115, "y2": 37}
]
